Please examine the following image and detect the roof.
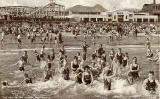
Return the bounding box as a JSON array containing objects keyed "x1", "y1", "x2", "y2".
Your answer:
[
  {"x1": 143, "y1": 3, "x2": 160, "y2": 6},
  {"x1": 66, "y1": 4, "x2": 107, "y2": 13},
  {"x1": 28, "y1": 2, "x2": 64, "y2": 17}
]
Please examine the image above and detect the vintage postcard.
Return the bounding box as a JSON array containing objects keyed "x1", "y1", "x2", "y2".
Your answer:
[{"x1": 0, "y1": 0, "x2": 159, "y2": 99}]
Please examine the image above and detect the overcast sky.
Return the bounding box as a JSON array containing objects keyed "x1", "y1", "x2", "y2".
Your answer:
[{"x1": 0, "y1": 0, "x2": 160, "y2": 10}]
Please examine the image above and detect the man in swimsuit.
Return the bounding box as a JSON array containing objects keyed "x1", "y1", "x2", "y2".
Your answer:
[{"x1": 143, "y1": 71, "x2": 159, "y2": 94}]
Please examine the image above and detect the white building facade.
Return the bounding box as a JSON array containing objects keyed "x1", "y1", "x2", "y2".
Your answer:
[
  {"x1": 66, "y1": 8, "x2": 158, "y2": 22},
  {"x1": 134, "y1": 13, "x2": 158, "y2": 22}
]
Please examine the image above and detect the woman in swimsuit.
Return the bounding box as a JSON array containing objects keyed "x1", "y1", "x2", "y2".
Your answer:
[
  {"x1": 71, "y1": 56, "x2": 79, "y2": 72},
  {"x1": 34, "y1": 50, "x2": 41, "y2": 62},
  {"x1": 128, "y1": 57, "x2": 140, "y2": 84},
  {"x1": 116, "y1": 48, "x2": 123, "y2": 67},
  {"x1": 82, "y1": 65, "x2": 93, "y2": 85},
  {"x1": 109, "y1": 48, "x2": 115, "y2": 62},
  {"x1": 122, "y1": 52, "x2": 129, "y2": 68}
]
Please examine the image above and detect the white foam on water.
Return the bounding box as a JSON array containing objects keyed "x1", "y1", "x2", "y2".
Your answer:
[
  {"x1": 31, "y1": 75, "x2": 75, "y2": 93},
  {"x1": 0, "y1": 48, "x2": 53, "y2": 52},
  {"x1": 10, "y1": 81, "x2": 18, "y2": 86},
  {"x1": 112, "y1": 79, "x2": 137, "y2": 95},
  {"x1": 84, "y1": 80, "x2": 113, "y2": 95},
  {"x1": 104, "y1": 45, "x2": 160, "y2": 48},
  {"x1": 0, "y1": 47, "x2": 91, "y2": 52},
  {"x1": 28, "y1": 74, "x2": 160, "y2": 98}
]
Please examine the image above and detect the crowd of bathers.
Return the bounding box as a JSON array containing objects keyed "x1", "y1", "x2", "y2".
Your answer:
[{"x1": 1, "y1": 21, "x2": 159, "y2": 95}]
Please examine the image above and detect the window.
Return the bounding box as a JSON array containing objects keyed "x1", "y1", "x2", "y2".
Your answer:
[
  {"x1": 126, "y1": 16, "x2": 128, "y2": 19},
  {"x1": 129, "y1": 14, "x2": 133, "y2": 17},
  {"x1": 108, "y1": 14, "x2": 112, "y2": 17}
]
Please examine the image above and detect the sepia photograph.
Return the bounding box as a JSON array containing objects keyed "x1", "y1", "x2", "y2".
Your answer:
[{"x1": 0, "y1": 0, "x2": 159, "y2": 99}]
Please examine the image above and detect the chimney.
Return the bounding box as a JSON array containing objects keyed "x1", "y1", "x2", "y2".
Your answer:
[{"x1": 153, "y1": 0, "x2": 156, "y2": 4}]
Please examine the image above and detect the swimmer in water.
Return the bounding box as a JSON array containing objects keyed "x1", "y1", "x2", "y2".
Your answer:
[
  {"x1": 21, "y1": 51, "x2": 29, "y2": 64},
  {"x1": 122, "y1": 52, "x2": 129, "y2": 68},
  {"x1": 21, "y1": 73, "x2": 32, "y2": 84},
  {"x1": 143, "y1": 71, "x2": 159, "y2": 94},
  {"x1": 97, "y1": 44, "x2": 105, "y2": 57},
  {"x1": 109, "y1": 48, "x2": 115, "y2": 62},
  {"x1": 149, "y1": 49, "x2": 160, "y2": 63},
  {"x1": 1, "y1": 31, "x2": 5, "y2": 48},
  {"x1": 81, "y1": 41, "x2": 89, "y2": 54},
  {"x1": 71, "y1": 56, "x2": 79, "y2": 72},
  {"x1": 146, "y1": 47, "x2": 153, "y2": 58},
  {"x1": 62, "y1": 64, "x2": 70, "y2": 80},
  {"x1": 44, "y1": 63, "x2": 53, "y2": 81},
  {"x1": 59, "y1": 45, "x2": 65, "y2": 56},
  {"x1": 13, "y1": 57, "x2": 25, "y2": 72},
  {"x1": 116, "y1": 48, "x2": 123, "y2": 68},
  {"x1": 91, "y1": 50, "x2": 97, "y2": 67},
  {"x1": 34, "y1": 50, "x2": 41, "y2": 62},
  {"x1": 145, "y1": 38, "x2": 151, "y2": 49},
  {"x1": 50, "y1": 49, "x2": 55, "y2": 61},
  {"x1": 111, "y1": 56, "x2": 121, "y2": 77},
  {"x1": 54, "y1": 36, "x2": 58, "y2": 47},
  {"x1": 2, "y1": 80, "x2": 9, "y2": 87},
  {"x1": 76, "y1": 52, "x2": 82, "y2": 63},
  {"x1": 82, "y1": 65, "x2": 93, "y2": 85},
  {"x1": 40, "y1": 45, "x2": 46, "y2": 59},
  {"x1": 17, "y1": 34, "x2": 22, "y2": 48},
  {"x1": 103, "y1": 66, "x2": 114, "y2": 90},
  {"x1": 75, "y1": 69, "x2": 83, "y2": 84},
  {"x1": 128, "y1": 57, "x2": 140, "y2": 84}
]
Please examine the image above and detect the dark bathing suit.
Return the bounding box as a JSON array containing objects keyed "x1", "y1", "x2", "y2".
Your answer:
[
  {"x1": 104, "y1": 70, "x2": 112, "y2": 90},
  {"x1": 117, "y1": 53, "x2": 123, "y2": 65},
  {"x1": 72, "y1": 62, "x2": 79, "y2": 72},
  {"x1": 84, "y1": 73, "x2": 91, "y2": 85},
  {"x1": 25, "y1": 78, "x2": 32, "y2": 84},
  {"x1": 146, "y1": 79, "x2": 157, "y2": 92}
]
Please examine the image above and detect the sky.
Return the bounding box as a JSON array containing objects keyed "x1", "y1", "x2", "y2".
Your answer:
[{"x1": 0, "y1": 0, "x2": 160, "y2": 10}]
